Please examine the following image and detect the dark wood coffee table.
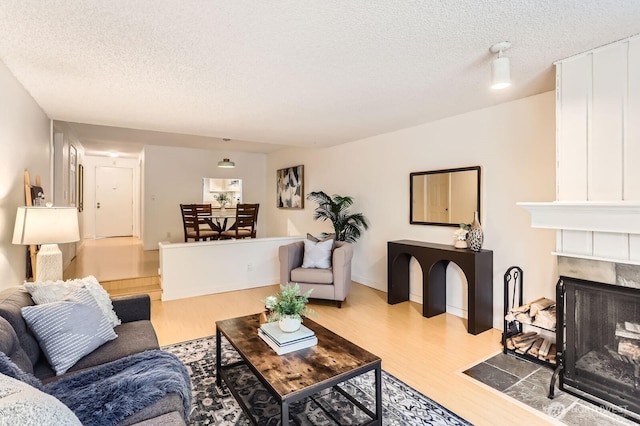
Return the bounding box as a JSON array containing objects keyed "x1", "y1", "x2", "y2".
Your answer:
[{"x1": 216, "y1": 314, "x2": 382, "y2": 425}]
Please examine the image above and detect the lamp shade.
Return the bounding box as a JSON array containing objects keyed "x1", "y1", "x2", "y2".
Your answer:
[
  {"x1": 217, "y1": 158, "x2": 235, "y2": 168},
  {"x1": 13, "y1": 206, "x2": 80, "y2": 245},
  {"x1": 491, "y1": 56, "x2": 511, "y2": 90}
]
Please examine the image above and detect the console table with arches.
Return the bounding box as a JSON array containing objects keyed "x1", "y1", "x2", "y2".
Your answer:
[{"x1": 387, "y1": 240, "x2": 494, "y2": 335}]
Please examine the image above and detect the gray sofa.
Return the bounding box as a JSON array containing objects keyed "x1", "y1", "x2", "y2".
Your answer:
[{"x1": 0, "y1": 286, "x2": 188, "y2": 425}]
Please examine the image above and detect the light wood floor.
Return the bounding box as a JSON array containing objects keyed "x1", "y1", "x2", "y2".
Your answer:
[
  {"x1": 66, "y1": 238, "x2": 556, "y2": 426},
  {"x1": 64, "y1": 237, "x2": 159, "y2": 282}
]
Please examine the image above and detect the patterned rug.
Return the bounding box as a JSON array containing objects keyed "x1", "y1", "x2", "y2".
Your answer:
[{"x1": 162, "y1": 335, "x2": 471, "y2": 426}]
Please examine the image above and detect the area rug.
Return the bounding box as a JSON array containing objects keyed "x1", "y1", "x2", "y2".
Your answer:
[{"x1": 162, "y1": 335, "x2": 471, "y2": 426}]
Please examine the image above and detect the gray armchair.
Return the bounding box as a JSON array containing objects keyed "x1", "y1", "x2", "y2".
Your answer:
[{"x1": 279, "y1": 241, "x2": 353, "y2": 308}]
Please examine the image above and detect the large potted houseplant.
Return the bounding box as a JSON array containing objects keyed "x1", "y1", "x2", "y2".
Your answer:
[
  {"x1": 306, "y1": 191, "x2": 369, "y2": 243},
  {"x1": 265, "y1": 283, "x2": 314, "y2": 332}
]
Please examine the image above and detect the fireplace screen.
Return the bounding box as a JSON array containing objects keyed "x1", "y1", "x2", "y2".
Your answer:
[{"x1": 558, "y1": 276, "x2": 640, "y2": 420}]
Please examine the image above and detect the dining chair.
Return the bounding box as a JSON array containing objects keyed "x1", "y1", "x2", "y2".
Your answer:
[
  {"x1": 219, "y1": 203, "x2": 259, "y2": 239},
  {"x1": 180, "y1": 204, "x2": 219, "y2": 242}
]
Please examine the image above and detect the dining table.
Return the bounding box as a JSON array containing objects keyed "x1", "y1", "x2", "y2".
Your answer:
[{"x1": 201, "y1": 209, "x2": 237, "y2": 232}]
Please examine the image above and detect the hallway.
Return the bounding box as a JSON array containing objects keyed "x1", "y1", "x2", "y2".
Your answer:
[
  {"x1": 64, "y1": 237, "x2": 158, "y2": 281},
  {"x1": 64, "y1": 237, "x2": 160, "y2": 299}
]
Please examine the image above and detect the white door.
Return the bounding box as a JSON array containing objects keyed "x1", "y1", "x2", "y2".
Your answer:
[
  {"x1": 426, "y1": 173, "x2": 450, "y2": 222},
  {"x1": 95, "y1": 167, "x2": 133, "y2": 238}
]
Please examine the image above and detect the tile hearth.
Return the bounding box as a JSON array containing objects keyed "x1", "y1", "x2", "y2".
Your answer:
[{"x1": 463, "y1": 353, "x2": 635, "y2": 426}]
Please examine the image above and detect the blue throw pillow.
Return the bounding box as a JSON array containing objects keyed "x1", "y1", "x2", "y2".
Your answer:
[{"x1": 21, "y1": 288, "x2": 117, "y2": 376}]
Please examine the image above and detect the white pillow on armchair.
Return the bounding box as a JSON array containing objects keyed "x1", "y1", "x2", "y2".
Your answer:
[{"x1": 301, "y1": 239, "x2": 333, "y2": 269}]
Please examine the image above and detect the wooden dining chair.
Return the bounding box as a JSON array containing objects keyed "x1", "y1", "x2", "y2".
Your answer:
[
  {"x1": 219, "y1": 203, "x2": 259, "y2": 239},
  {"x1": 180, "y1": 204, "x2": 219, "y2": 242}
]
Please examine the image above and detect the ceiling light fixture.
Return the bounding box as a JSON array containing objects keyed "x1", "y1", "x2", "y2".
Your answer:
[
  {"x1": 489, "y1": 41, "x2": 512, "y2": 90},
  {"x1": 217, "y1": 158, "x2": 235, "y2": 168},
  {"x1": 218, "y1": 138, "x2": 235, "y2": 168}
]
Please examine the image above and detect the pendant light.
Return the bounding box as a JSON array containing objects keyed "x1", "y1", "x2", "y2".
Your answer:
[
  {"x1": 217, "y1": 158, "x2": 235, "y2": 168},
  {"x1": 217, "y1": 138, "x2": 235, "y2": 168},
  {"x1": 490, "y1": 42, "x2": 511, "y2": 90}
]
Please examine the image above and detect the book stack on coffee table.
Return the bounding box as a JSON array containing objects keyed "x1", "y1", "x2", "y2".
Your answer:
[{"x1": 258, "y1": 321, "x2": 318, "y2": 355}]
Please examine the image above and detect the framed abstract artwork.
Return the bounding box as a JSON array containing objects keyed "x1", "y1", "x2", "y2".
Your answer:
[{"x1": 277, "y1": 165, "x2": 304, "y2": 209}]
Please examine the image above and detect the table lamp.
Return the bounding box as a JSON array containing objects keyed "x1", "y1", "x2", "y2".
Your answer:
[{"x1": 13, "y1": 206, "x2": 80, "y2": 282}]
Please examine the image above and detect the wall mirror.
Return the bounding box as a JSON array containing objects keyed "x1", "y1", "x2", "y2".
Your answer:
[
  {"x1": 202, "y1": 178, "x2": 242, "y2": 207},
  {"x1": 410, "y1": 166, "x2": 480, "y2": 227}
]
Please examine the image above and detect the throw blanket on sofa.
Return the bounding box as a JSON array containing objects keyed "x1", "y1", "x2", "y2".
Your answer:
[{"x1": 45, "y1": 350, "x2": 192, "y2": 426}]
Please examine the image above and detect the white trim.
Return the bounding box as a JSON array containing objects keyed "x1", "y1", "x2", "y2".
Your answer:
[
  {"x1": 517, "y1": 201, "x2": 640, "y2": 233},
  {"x1": 551, "y1": 251, "x2": 640, "y2": 267}
]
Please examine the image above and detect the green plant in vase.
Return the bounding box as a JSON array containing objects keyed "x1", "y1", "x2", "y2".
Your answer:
[
  {"x1": 214, "y1": 193, "x2": 231, "y2": 209},
  {"x1": 264, "y1": 283, "x2": 315, "y2": 332},
  {"x1": 453, "y1": 223, "x2": 470, "y2": 248}
]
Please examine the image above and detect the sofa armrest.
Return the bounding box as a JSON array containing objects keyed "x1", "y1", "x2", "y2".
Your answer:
[
  {"x1": 332, "y1": 242, "x2": 354, "y2": 301},
  {"x1": 112, "y1": 294, "x2": 151, "y2": 323},
  {"x1": 279, "y1": 241, "x2": 304, "y2": 285}
]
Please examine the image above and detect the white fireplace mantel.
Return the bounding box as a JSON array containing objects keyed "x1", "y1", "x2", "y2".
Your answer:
[{"x1": 517, "y1": 202, "x2": 640, "y2": 234}]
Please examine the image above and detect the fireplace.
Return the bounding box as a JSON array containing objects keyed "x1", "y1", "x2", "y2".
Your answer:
[{"x1": 555, "y1": 276, "x2": 640, "y2": 421}]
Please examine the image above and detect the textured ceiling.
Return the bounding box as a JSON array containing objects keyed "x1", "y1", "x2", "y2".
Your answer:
[{"x1": 1, "y1": 1, "x2": 640, "y2": 155}]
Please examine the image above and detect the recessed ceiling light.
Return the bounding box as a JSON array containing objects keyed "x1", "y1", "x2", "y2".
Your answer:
[{"x1": 109, "y1": 152, "x2": 119, "y2": 158}]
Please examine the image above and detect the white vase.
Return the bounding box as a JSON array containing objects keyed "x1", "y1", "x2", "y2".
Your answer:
[
  {"x1": 278, "y1": 316, "x2": 301, "y2": 333},
  {"x1": 220, "y1": 205, "x2": 226, "y2": 213},
  {"x1": 454, "y1": 240, "x2": 468, "y2": 249}
]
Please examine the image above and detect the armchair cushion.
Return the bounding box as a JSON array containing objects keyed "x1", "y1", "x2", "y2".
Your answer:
[
  {"x1": 291, "y1": 267, "x2": 333, "y2": 284},
  {"x1": 301, "y1": 239, "x2": 333, "y2": 269}
]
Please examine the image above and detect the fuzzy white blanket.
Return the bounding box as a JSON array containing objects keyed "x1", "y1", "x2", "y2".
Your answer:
[{"x1": 0, "y1": 373, "x2": 81, "y2": 426}]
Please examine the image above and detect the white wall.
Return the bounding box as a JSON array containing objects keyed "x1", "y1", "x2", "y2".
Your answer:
[
  {"x1": 266, "y1": 92, "x2": 558, "y2": 329},
  {"x1": 51, "y1": 123, "x2": 86, "y2": 266},
  {"x1": 0, "y1": 61, "x2": 51, "y2": 289},
  {"x1": 142, "y1": 145, "x2": 268, "y2": 250}
]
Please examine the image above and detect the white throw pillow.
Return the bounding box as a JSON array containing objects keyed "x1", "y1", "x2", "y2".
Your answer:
[
  {"x1": 0, "y1": 374, "x2": 82, "y2": 425},
  {"x1": 301, "y1": 239, "x2": 333, "y2": 269},
  {"x1": 24, "y1": 276, "x2": 121, "y2": 328}
]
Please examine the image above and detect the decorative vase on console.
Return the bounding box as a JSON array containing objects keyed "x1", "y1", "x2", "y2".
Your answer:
[
  {"x1": 453, "y1": 223, "x2": 470, "y2": 249},
  {"x1": 467, "y1": 211, "x2": 483, "y2": 252}
]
